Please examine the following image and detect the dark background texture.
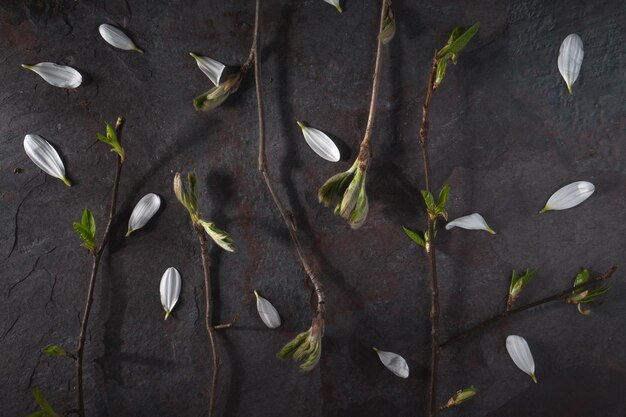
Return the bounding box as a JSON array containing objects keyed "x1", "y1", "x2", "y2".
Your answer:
[{"x1": 1, "y1": 0, "x2": 625, "y2": 416}]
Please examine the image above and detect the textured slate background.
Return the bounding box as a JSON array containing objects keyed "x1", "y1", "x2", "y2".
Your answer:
[{"x1": 1, "y1": 0, "x2": 625, "y2": 416}]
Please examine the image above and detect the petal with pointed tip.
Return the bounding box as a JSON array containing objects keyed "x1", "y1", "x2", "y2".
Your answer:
[
  {"x1": 297, "y1": 122, "x2": 340, "y2": 162},
  {"x1": 99, "y1": 24, "x2": 143, "y2": 52},
  {"x1": 557, "y1": 34, "x2": 584, "y2": 94},
  {"x1": 506, "y1": 335, "x2": 537, "y2": 383},
  {"x1": 190, "y1": 52, "x2": 226, "y2": 86},
  {"x1": 23, "y1": 134, "x2": 70, "y2": 185},
  {"x1": 22, "y1": 62, "x2": 82, "y2": 88},
  {"x1": 254, "y1": 290, "x2": 281, "y2": 328},
  {"x1": 541, "y1": 181, "x2": 594, "y2": 212},
  {"x1": 445, "y1": 213, "x2": 495, "y2": 234},
  {"x1": 160, "y1": 267, "x2": 181, "y2": 320},
  {"x1": 127, "y1": 193, "x2": 161, "y2": 236},
  {"x1": 374, "y1": 348, "x2": 409, "y2": 378}
]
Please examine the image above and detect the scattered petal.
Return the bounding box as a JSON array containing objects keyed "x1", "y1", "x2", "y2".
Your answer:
[
  {"x1": 21, "y1": 62, "x2": 82, "y2": 88},
  {"x1": 540, "y1": 181, "x2": 594, "y2": 213},
  {"x1": 190, "y1": 52, "x2": 226, "y2": 86},
  {"x1": 160, "y1": 267, "x2": 181, "y2": 320},
  {"x1": 558, "y1": 34, "x2": 584, "y2": 94},
  {"x1": 323, "y1": 0, "x2": 342, "y2": 12},
  {"x1": 445, "y1": 213, "x2": 495, "y2": 234},
  {"x1": 297, "y1": 121, "x2": 340, "y2": 162},
  {"x1": 127, "y1": 193, "x2": 161, "y2": 236},
  {"x1": 506, "y1": 335, "x2": 537, "y2": 383},
  {"x1": 374, "y1": 348, "x2": 409, "y2": 378},
  {"x1": 23, "y1": 134, "x2": 70, "y2": 186},
  {"x1": 99, "y1": 24, "x2": 143, "y2": 52},
  {"x1": 254, "y1": 290, "x2": 281, "y2": 328}
]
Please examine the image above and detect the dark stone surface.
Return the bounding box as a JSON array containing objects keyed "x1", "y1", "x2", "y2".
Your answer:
[{"x1": 1, "y1": 0, "x2": 625, "y2": 416}]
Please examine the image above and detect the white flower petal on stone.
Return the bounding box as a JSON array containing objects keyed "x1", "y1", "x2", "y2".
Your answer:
[
  {"x1": 254, "y1": 290, "x2": 281, "y2": 328},
  {"x1": 506, "y1": 335, "x2": 537, "y2": 383},
  {"x1": 323, "y1": 0, "x2": 342, "y2": 12},
  {"x1": 21, "y1": 63, "x2": 82, "y2": 88},
  {"x1": 540, "y1": 181, "x2": 594, "y2": 213},
  {"x1": 445, "y1": 213, "x2": 495, "y2": 234},
  {"x1": 297, "y1": 121, "x2": 340, "y2": 162},
  {"x1": 557, "y1": 34, "x2": 584, "y2": 94},
  {"x1": 160, "y1": 267, "x2": 181, "y2": 320},
  {"x1": 23, "y1": 134, "x2": 71, "y2": 186},
  {"x1": 126, "y1": 193, "x2": 161, "y2": 237},
  {"x1": 190, "y1": 52, "x2": 226, "y2": 86},
  {"x1": 99, "y1": 24, "x2": 143, "y2": 52},
  {"x1": 374, "y1": 348, "x2": 409, "y2": 378}
]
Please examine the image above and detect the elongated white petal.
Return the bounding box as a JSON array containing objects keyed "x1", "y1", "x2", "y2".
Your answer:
[
  {"x1": 541, "y1": 181, "x2": 594, "y2": 213},
  {"x1": 323, "y1": 0, "x2": 342, "y2": 12},
  {"x1": 297, "y1": 121, "x2": 340, "y2": 162},
  {"x1": 21, "y1": 63, "x2": 82, "y2": 88},
  {"x1": 558, "y1": 34, "x2": 584, "y2": 94},
  {"x1": 160, "y1": 267, "x2": 181, "y2": 320},
  {"x1": 190, "y1": 53, "x2": 226, "y2": 86},
  {"x1": 374, "y1": 348, "x2": 409, "y2": 378},
  {"x1": 254, "y1": 290, "x2": 281, "y2": 328},
  {"x1": 127, "y1": 193, "x2": 161, "y2": 236},
  {"x1": 99, "y1": 24, "x2": 143, "y2": 52},
  {"x1": 23, "y1": 134, "x2": 70, "y2": 186},
  {"x1": 506, "y1": 335, "x2": 537, "y2": 383},
  {"x1": 445, "y1": 213, "x2": 495, "y2": 234}
]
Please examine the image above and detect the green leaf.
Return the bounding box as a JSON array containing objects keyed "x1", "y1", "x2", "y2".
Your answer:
[
  {"x1": 379, "y1": 6, "x2": 396, "y2": 45},
  {"x1": 339, "y1": 168, "x2": 364, "y2": 219},
  {"x1": 349, "y1": 182, "x2": 369, "y2": 229},
  {"x1": 198, "y1": 220, "x2": 236, "y2": 252},
  {"x1": 447, "y1": 22, "x2": 480, "y2": 55},
  {"x1": 73, "y1": 208, "x2": 96, "y2": 252},
  {"x1": 318, "y1": 161, "x2": 358, "y2": 207},
  {"x1": 193, "y1": 73, "x2": 241, "y2": 111},
  {"x1": 42, "y1": 345, "x2": 67, "y2": 357},
  {"x1": 434, "y1": 59, "x2": 447, "y2": 87},
  {"x1": 509, "y1": 268, "x2": 537, "y2": 298},
  {"x1": 572, "y1": 267, "x2": 590, "y2": 293},
  {"x1": 437, "y1": 184, "x2": 450, "y2": 209},
  {"x1": 403, "y1": 226, "x2": 426, "y2": 248},
  {"x1": 98, "y1": 122, "x2": 125, "y2": 161},
  {"x1": 421, "y1": 190, "x2": 435, "y2": 210},
  {"x1": 438, "y1": 27, "x2": 464, "y2": 58},
  {"x1": 32, "y1": 388, "x2": 58, "y2": 417},
  {"x1": 277, "y1": 330, "x2": 309, "y2": 359}
]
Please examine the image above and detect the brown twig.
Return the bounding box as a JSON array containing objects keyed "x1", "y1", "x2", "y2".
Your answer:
[
  {"x1": 417, "y1": 51, "x2": 441, "y2": 417},
  {"x1": 356, "y1": 0, "x2": 390, "y2": 172},
  {"x1": 75, "y1": 116, "x2": 125, "y2": 417},
  {"x1": 251, "y1": 0, "x2": 326, "y2": 319},
  {"x1": 440, "y1": 266, "x2": 617, "y2": 349},
  {"x1": 195, "y1": 225, "x2": 221, "y2": 417}
]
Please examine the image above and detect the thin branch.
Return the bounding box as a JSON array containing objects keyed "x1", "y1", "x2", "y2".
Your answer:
[
  {"x1": 252, "y1": 0, "x2": 325, "y2": 318},
  {"x1": 195, "y1": 225, "x2": 221, "y2": 417},
  {"x1": 440, "y1": 266, "x2": 617, "y2": 348},
  {"x1": 417, "y1": 51, "x2": 441, "y2": 417},
  {"x1": 357, "y1": 0, "x2": 390, "y2": 171},
  {"x1": 75, "y1": 116, "x2": 125, "y2": 417}
]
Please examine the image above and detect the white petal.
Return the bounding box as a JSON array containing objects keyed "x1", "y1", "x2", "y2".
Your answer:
[
  {"x1": 375, "y1": 348, "x2": 409, "y2": 378},
  {"x1": 254, "y1": 290, "x2": 281, "y2": 328},
  {"x1": 21, "y1": 63, "x2": 82, "y2": 88},
  {"x1": 160, "y1": 267, "x2": 181, "y2": 320},
  {"x1": 23, "y1": 134, "x2": 70, "y2": 186},
  {"x1": 297, "y1": 121, "x2": 340, "y2": 162},
  {"x1": 127, "y1": 193, "x2": 161, "y2": 236},
  {"x1": 541, "y1": 181, "x2": 594, "y2": 212},
  {"x1": 506, "y1": 335, "x2": 537, "y2": 383},
  {"x1": 557, "y1": 34, "x2": 583, "y2": 94},
  {"x1": 445, "y1": 213, "x2": 495, "y2": 234},
  {"x1": 323, "y1": 0, "x2": 342, "y2": 12},
  {"x1": 190, "y1": 53, "x2": 226, "y2": 86},
  {"x1": 99, "y1": 24, "x2": 142, "y2": 52}
]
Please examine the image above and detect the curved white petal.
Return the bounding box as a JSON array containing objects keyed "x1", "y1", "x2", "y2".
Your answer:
[
  {"x1": 375, "y1": 348, "x2": 409, "y2": 378},
  {"x1": 506, "y1": 335, "x2": 537, "y2": 383},
  {"x1": 297, "y1": 121, "x2": 340, "y2": 162},
  {"x1": 23, "y1": 134, "x2": 70, "y2": 186},
  {"x1": 557, "y1": 34, "x2": 584, "y2": 94},
  {"x1": 99, "y1": 24, "x2": 142, "y2": 52},
  {"x1": 160, "y1": 267, "x2": 181, "y2": 320},
  {"x1": 127, "y1": 193, "x2": 161, "y2": 236},
  {"x1": 323, "y1": 0, "x2": 342, "y2": 12},
  {"x1": 190, "y1": 53, "x2": 226, "y2": 86},
  {"x1": 254, "y1": 290, "x2": 281, "y2": 328},
  {"x1": 21, "y1": 63, "x2": 82, "y2": 88},
  {"x1": 541, "y1": 181, "x2": 594, "y2": 212},
  {"x1": 445, "y1": 213, "x2": 495, "y2": 234}
]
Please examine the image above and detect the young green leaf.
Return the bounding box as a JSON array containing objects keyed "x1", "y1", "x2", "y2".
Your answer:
[
  {"x1": 379, "y1": 6, "x2": 396, "y2": 45},
  {"x1": 42, "y1": 345, "x2": 69, "y2": 358},
  {"x1": 447, "y1": 22, "x2": 480, "y2": 55},
  {"x1": 442, "y1": 385, "x2": 477, "y2": 409},
  {"x1": 97, "y1": 122, "x2": 125, "y2": 161},
  {"x1": 438, "y1": 27, "x2": 464, "y2": 58},
  {"x1": 197, "y1": 220, "x2": 236, "y2": 252},
  {"x1": 508, "y1": 268, "x2": 537, "y2": 308},
  {"x1": 193, "y1": 73, "x2": 242, "y2": 111},
  {"x1": 437, "y1": 184, "x2": 450, "y2": 209},
  {"x1": 32, "y1": 388, "x2": 59, "y2": 417},
  {"x1": 73, "y1": 208, "x2": 96, "y2": 251},
  {"x1": 421, "y1": 190, "x2": 435, "y2": 210},
  {"x1": 435, "y1": 59, "x2": 447, "y2": 88},
  {"x1": 318, "y1": 161, "x2": 358, "y2": 206},
  {"x1": 403, "y1": 226, "x2": 426, "y2": 248}
]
